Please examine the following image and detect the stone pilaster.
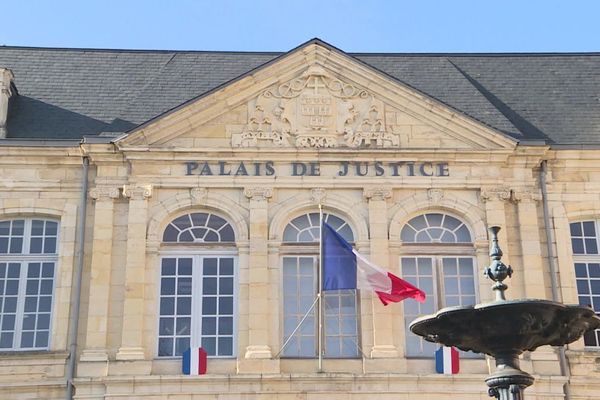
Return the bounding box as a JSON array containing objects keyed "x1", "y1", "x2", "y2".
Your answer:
[
  {"x1": 363, "y1": 187, "x2": 397, "y2": 358},
  {"x1": 513, "y1": 188, "x2": 547, "y2": 299},
  {"x1": 116, "y1": 184, "x2": 152, "y2": 361},
  {"x1": 238, "y1": 187, "x2": 279, "y2": 373},
  {"x1": 80, "y1": 186, "x2": 120, "y2": 367}
]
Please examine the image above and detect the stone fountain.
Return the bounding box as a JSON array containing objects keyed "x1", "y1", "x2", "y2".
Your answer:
[{"x1": 409, "y1": 226, "x2": 600, "y2": 399}]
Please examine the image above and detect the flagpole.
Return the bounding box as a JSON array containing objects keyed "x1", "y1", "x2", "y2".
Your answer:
[{"x1": 318, "y1": 203, "x2": 323, "y2": 372}]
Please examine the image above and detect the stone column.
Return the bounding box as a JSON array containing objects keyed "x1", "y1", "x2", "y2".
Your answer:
[
  {"x1": 238, "y1": 187, "x2": 279, "y2": 373},
  {"x1": 513, "y1": 188, "x2": 546, "y2": 299},
  {"x1": 116, "y1": 184, "x2": 152, "y2": 361},
  {"x1": 480, "y1": 187, "x2": 514, "y2": 301},
  {"x1": 364, "y1": 187, "x2": 397, "y2": 358},
  {"x1": 80, "y1": 186, "x2": 120, "y2": 366},
  {"x1": 514, "y1": 187, "x2": 561, "y2": 373}
]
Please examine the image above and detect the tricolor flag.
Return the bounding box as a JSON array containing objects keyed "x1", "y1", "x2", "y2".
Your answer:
[
  {"x1": 435, "y1": 346, "x2": 459, "y2": 374},
  {"x1": 182, "y1": 347, "x2": 207, "y2": 375},
  {"x1": 322, "y1": 223, "x2": 426, "y2": 305}
]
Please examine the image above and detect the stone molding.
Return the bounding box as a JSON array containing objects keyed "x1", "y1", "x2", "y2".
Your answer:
[
  {"x1": 122, "y1": 184, "x2": 152, "y2": 200},
  {"x1": 243, "y1": 187, "x2": 273, "y2": 201},
  {"x1": 89, "y1": 186, "x2": 120, "y2": 201},
  {"x1": 512, "y1": 187, "x2": 542, "y2": 202},
  {"x1": 480, "y1": 187, "x2": 511, "y2": 203},
  {"x1": 363, "y1": 187, "x2": 392, "y2": 201}
]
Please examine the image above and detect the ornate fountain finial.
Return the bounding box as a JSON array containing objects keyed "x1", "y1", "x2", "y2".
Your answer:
[{"x1": 484, "y1": 226, "x2": 513, "y2": 301}]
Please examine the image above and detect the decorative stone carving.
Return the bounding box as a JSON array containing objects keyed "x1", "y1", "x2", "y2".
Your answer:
[
  {"x1": 190, "y1": 187, "x2": 208, "y2": 204},
  {"x1": 480, "y1": 187, "x2": 511, "y2": 203},
  {"x1": 427, "y1": 188, "x2": 444, "y2": 204},
  {"x1": 364, "y1": 187, "x2": 392, "y2": 201},
  {"x1": 513, "y1": 188, "x2": 542, "y2": 202},
  {"x1": 231, "y1": 66, "x2": 400, "y2": 149},
  {"x1": 243, "y1": 187, "x2": 273, "y2": 201},
  {"x1": 89, "y1": 186, "x2": 120, "y2": 201},
  {"x1": 310, "y1": 188, "x2": 326, "y2": 204},
  {"x1": 122, "y1": 184, "x2": 152, "y2": 200}
]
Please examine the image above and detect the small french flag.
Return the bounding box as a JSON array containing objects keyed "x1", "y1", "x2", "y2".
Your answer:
[
  {"x1": 182, "y1": 347, "x2": 207, "y2": 375},
  {"x1": 435, "y1": 346, "x2": 459, "y2": 374}
]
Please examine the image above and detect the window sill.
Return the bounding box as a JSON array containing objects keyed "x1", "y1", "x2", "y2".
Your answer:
[{"x1": 0, "y1": 349, "x2": 68, "y2": 360}]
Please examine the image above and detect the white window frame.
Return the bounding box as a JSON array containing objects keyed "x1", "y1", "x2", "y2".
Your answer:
[
  {"x1": 0, "y1": 218, "x2": 59, "y2": 351},
  {"x1": 279, "y1": 212, "x2": 360, "y2": 359},
  {"x1": 570, "y1": 219, "x2": 600, "y2": 349},
  {"x1": 401, "y1": 254, "x2": 478, "y2": 358},
  {"x1": 157, "y1": 250, "x2": 238, "y2": 359}
]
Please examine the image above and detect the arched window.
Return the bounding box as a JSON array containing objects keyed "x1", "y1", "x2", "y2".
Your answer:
[
  {"x1": 0, "y1": 218, "x2": 59, "y2": 350},
  {"x1": 400, "y1": 213, "x2": 476, "y2": 358},
  {"x1": 570, "y1": 220, "x2": 600, "y2": 347},
  {"x1": 158, "y1": 212, "x2": 236, "y2": 358},
  {"x1": 281, "y1": 212, "x2": 359, "y2": 358}
]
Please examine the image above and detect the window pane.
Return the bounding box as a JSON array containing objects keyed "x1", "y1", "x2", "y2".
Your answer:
[
  {"x1": 175, "y1": 337, "x2": 190, "y2": 356},
  {"x1": 572, "y1": 238, "x2": 585, "y2": 254},
  {"x1": 202, "y1": 297, "x2": 217, "y2": 314},
  {"x1": 202, "y1": 317, "x2": 216, "y2": 335},
  {"x1": 158, "y1": 338, "x2": 173, "y2": 356},
  {"x1": 161, "y1": 278, "x2": 175, "y2": 295},
  {"x1": 570, "y1": 222, "x2": 583, "y2": 237},
  {"x1": 575, "y1": 263, "x2": 588, "y2": 277},
  {"x1": 583, "y1": 221, "x2": 596, "y2": 237},
  {"x1": 203, "y1": 278, "x2": 217, "y2": 295},
  {"x1": 202, "y1": 337, "x2": 216, "y2": 356},
  {"x1": 35, "y1": 331, "x2": 49, "y2": 348},
  {"x1": 218, "y1": 337, "x2": 233, "y2": 356},
  {"x1": 0, "y1": 332, "x2": 13, "y2": 348},
  {"x1": 159, "y1": 318, "x2": 174, "y2": 335}
]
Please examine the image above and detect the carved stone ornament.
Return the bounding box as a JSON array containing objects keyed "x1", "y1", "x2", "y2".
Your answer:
[
  {"x1": 480, "y1": 187, "x2": 511, "y2": 203},
  {"x1": 427, "y1": 188, "x2": 444, "y2": 204},
  {"x1": 512, "y1": 188, "x2": 542, "y2": 202},
  {"x1": 190, "y1": 187, "x2": 208, "y2": 204},
  {"x1": 310, "y1": 188, "x2": 327, "y2": 204},
  {"x1": 89, "y1": 186, "x2": 120, "y2": 201},
  {"x1": 122, "y1": 184, "x2": 152, "y2": 200},
  {"x1": 363, "y1": 187, "x2": 392, "y2": 201},
  {"x1": 231, "y1": 66, "x2": 400, "y2": 149},
  {"x1": 243, "y1": 187, "x2": 273, "y2": 201}
]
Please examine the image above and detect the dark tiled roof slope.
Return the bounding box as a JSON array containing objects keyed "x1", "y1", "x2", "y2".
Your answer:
[{"x1": 0, "y1": 46, "x2": 599, "y2": 144}]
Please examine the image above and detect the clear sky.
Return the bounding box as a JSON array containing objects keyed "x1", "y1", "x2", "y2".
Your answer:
[{"x1": 1, "y1": 0, "x2": 599, "y2": 53}]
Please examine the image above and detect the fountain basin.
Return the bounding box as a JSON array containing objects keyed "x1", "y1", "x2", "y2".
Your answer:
[{"x1": 409, "y1": 299, "x2": 600, "y2": 356}]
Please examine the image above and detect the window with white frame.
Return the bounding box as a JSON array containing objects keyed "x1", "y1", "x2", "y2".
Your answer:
[
  {"x1": 0, "y1": 218, "x2": 59, "y2": 350},
  {"x1": 400, "y1": 213, "x2": 477, "y2": 357},
  {"x1": 158, "y1": 212, "x2": 236, "y2": 358},
  {"x1": 570, "y1": 220, "x2": 600, "y2": 347},
  {"x1": 281, "y1": 212, "x2": 359, "y2": 358}
]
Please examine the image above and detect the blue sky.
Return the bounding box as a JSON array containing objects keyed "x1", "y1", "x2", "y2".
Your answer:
[{"x1": 1, "y1": 0, "x2": 599, "y2": 52}]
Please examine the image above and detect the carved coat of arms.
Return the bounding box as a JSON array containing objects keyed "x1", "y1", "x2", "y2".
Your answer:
[{"x1": 231, "y1": 66, "x2": 400, "y2": 149}]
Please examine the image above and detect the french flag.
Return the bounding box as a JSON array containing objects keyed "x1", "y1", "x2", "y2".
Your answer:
[
  {"x1": 322, "y1": 223, "x2": 426, "y2": 305},
  {"x1": 435, "y1": 346, "x2": 459, "y2": 374},
  {"x1": 182, "y1": 347, "x2": 207, "y2": 375}
]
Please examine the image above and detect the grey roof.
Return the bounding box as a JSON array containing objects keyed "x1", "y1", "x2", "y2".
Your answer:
[{"x1": 1, "y1": 40, "x2": 599, "y2": 144}]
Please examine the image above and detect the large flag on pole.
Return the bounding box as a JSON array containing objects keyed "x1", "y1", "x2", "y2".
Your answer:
[{"x1": 321, "y1": 222, "x2": 426, "y2": 305}]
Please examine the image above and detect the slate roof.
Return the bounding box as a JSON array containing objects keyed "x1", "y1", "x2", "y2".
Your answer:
[{"x1": 1, "y1": 40, "x2": 599, "y2": 145}]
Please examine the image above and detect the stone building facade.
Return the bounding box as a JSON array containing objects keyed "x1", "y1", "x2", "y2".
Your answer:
[{"x1": 0, "y1": 39, "x2": 599, "y2": 399}]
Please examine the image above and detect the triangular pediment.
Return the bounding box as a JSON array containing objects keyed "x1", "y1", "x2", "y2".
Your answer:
[{"x1": 116, "y1": 39, "x2": 516, "y2": 151}]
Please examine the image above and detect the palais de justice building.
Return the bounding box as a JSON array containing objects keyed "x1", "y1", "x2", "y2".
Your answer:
[{"x1": 0, "y1": 39, "x2": 599, "y2": 399}]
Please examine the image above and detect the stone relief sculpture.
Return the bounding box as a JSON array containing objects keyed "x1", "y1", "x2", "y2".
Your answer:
[{"x1": 231, "y1": 66, "x2": 401, "y2": 148}]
